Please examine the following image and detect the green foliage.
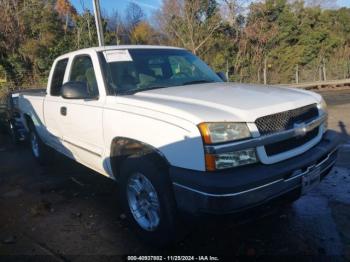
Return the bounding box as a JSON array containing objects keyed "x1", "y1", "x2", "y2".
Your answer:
[
  {"x1": 73, "y1": 11, "x2": 99, "y2": 49},
  {"x1": 0, "y1": 0, "x2": 350, "y2": 96},
  {"x1": 222, "y1": 0, "x2": 350, "y2": 83}
]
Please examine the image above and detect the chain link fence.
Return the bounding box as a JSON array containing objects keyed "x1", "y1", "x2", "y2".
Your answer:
[{"x1": 228, "y1": 60, "x2": 350, "y2": 85}]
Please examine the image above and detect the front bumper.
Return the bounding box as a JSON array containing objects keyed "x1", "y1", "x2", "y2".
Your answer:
[{"x1": 170, "y1": 130, "x2": 340, "y2": 215}]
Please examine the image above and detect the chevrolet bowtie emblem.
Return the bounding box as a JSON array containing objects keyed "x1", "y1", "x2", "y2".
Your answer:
[{"x1": 294, "y1": 122, "x2": 307, "y2": 137}]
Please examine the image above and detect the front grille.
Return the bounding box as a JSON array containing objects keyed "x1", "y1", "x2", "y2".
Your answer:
[
  {"x1": 255, "y1": 104, "x2": 319, "y2": 135},
  {"x1": 255, "y1": 104, "x2": 320, "y2": 156},
  {"x1": 265, "y1": 127, "x2": 319, "y2": 156}
]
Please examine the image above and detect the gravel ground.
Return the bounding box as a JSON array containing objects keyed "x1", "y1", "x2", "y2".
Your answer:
[{"x1": 0, "y1": 90, "x2": 349, "y2": 260}]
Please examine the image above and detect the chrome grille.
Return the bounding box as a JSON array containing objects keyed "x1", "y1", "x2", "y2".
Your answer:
[
  {"x1": 255, "y1": 104, "x2": 320, "y2": 156},
  {"x1": 255, "y1": 104, "x2": 319, "y2": 136}
]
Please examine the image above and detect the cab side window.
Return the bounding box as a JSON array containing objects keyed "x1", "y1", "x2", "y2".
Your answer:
[
  {"x1": 50, "y1": 59, "x2": 68, "y2": 96},
  {"x1": 69, "y1": 55, "x2": 99, "y2": 97}
]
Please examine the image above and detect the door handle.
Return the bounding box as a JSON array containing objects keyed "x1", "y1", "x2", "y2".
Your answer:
[{"x1": 60, "y1": 106, "x2": 67, "y2": 116}]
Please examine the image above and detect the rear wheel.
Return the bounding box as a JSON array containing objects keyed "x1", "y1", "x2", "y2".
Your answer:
[
  {"x1": 119, "y1": 155, "x2": 181, "y2": 246},
  {"x1": 28, "y1": 122, "x2": 54, "y2": 165},
  {"x1": 8, "y1": 121, "x2": 20, "y2": 144}
]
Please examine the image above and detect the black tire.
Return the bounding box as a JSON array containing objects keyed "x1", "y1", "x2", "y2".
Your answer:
[
  {"x1": 119, "y1": 154, "x2": 182, "y2": 246},
  {"x1": 28, "y1": 121, "x2": 54, "y2": 166},
  {"x1": 7, "y1": 121, "x2": 20, "y2": 145},
  {"x1": 0, "y1": 121, "x2": 7, "y2": 134}
]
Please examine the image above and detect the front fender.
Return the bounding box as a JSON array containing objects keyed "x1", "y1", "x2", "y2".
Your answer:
[{"x1": 102, "y1": 108, "x2": 205, "y2": 173}]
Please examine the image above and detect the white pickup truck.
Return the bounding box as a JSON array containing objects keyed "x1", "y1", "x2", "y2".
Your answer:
[{"x1": 18, "y1": 45, "x2": 339, "y2": 244}]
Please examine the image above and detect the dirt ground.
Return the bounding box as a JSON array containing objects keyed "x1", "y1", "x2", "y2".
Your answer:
[{"x1": 0, "y1": 90, "x2": 349, "y2": 261}]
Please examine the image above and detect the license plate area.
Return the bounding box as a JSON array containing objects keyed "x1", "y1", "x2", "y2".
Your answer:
[{"x1": 301, "y1": 165, "x2": 321, "y2": 194}]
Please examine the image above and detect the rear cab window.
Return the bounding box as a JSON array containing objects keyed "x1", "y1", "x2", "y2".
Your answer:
[{"x1": 50, "y1": 59, "x2": 68, "y2": 96}]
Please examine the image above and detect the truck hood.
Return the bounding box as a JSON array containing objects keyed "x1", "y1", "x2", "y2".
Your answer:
[{"x1": 119, "y1": 82, "x2": 321, "y2": 123}]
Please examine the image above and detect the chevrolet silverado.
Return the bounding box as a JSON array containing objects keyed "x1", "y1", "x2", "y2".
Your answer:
[{"x1": 17, "y1": 46, "x2": 340, "y2": 244}]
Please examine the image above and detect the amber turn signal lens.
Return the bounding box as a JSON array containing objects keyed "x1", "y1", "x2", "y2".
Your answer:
[
  {"x1": 198, "y1": 123, "x2": 212, "y2": 144},
  {"x1": 205, "y1": 154, "x2": 216, "y2": 171}
]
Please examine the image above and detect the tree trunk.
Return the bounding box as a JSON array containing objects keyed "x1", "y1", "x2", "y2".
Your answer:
[
  {"x1": 65, "y1": 14, "x2": 69, "y2": 34},
  {"x1": 226, "y1": 60, "x2": 229, "y2": 80},
  {"x1": 263, "y1": 57, "x2": 267, "y2": 85},
  {"x1": 76, "y1": 28, "x2": 81, "y2": 48},
  {"x1": 322, "y1": 60, "x2": 327, "y2": 81},
  {"x1": 87, "y1": 18, "x2": 92, "y2": 44},
  {"x1": 344, "y1": 62, "x2": 347, "y2": 79},
  {"x1": 295, "y1": 64, "x2": 299, "y2": 84}
]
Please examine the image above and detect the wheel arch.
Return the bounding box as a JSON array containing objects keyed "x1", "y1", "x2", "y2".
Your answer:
[
  {"x1": 23, "y1": 113, "x2": 34, "y2": 131},
  {"x1": 110, "y1": 137, "x2": 170, "y2": 180}
]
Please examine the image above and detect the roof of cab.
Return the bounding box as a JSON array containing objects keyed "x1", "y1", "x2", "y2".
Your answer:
[
  {"x1": 94, "y1": 45, "x2": 184, "y2": 52},
  {"x1": 56, "y1": 45, "x2": 185, "y2": 60}
]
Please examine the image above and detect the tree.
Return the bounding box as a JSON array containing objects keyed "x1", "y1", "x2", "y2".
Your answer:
[
  {"x1": 74, "y1": 10, "x2": 98, "y2": 48},
  {"x1": 1, "y1": 0, "x2": 350, "y2": 99},
  {"x1": 55, "y1": 0, "x2": 77, "y2": 33},
  {"x1": 107, "y1": 10, "x2": 127, "y2": 45},
  {"x1": 243, "y1": 0, "x2": 280, "y2": 83},
  {"x1": 0, "y1": 0, "x2": 66, "y2": 86},
  {"x1": 125, "y1": 2, "x2": 145, "y2": 36},
  {"x1": 130, "y1": 21, "x2": 155, "y2": 44},
  {"x1": 157, "y1": 0, "x2": 222, "y2": 55}
]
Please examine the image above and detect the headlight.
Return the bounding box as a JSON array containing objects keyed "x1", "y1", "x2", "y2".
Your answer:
[
  {"x1": 198, "y1": 122, "x2": 251, "y2": 144},
  {"x1": 198, "y1": 122, "x2": 257, "y2": 171},
  {"x1": 317, "y1": 97, "x2": 328, "y2": 132},
  {"x1": 205, "y1": 149, "x2": 258, "y2": 171},
  {"x1": 318, "y1": 97, "x2": 328, "y2": 115}
]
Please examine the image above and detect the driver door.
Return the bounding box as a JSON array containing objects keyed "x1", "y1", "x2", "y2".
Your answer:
[{"x1": 59, "y1": 53, "x2": 105, "y2": 173}]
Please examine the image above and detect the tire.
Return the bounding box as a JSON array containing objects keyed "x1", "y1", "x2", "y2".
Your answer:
[
  {"x1": 28, "y1": 122, "x2": 54, "y2": 166},
  {"x1": 0, "y1": 121, "x2": 7, "y2": 134},
  {"x1": 8, "y1": 121, "x2": 20, "y2": 145},
  {"x1": 119, "y1": 154, "x2": 181, "y2": 246}
]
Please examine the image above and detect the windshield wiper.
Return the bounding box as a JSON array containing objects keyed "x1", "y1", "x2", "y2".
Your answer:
[
  {"x1": 182, "y1": 80, "x2": 214, "y2": 85},
  {"x1": 119, "y1": 86, "x2": 168, "y2": 95}
]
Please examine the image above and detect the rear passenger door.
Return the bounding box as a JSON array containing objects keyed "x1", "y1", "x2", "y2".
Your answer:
[
  {"x1": 44, "y1": 58, "x2": 71, "y2": 154},
  {"x1": 59, "y1": 53, "x2": 106, "y2": 173}
]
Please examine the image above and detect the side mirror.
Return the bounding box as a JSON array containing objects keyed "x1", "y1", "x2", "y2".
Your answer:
[
  {"x1": 217, "y1": 72, "x2": 228, "y2": 82},
  {"x1": 61, "y1": 81, "x2": 95, "y2": 100}
]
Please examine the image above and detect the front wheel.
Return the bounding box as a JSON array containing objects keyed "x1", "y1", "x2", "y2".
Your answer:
[
  {"x1": 29, "y1": 124, "x2": 54, "y2": 165},
  {"x1": 119, "y1": 155, "x2": 182, "y2": 246},
  {"x1": 127, "y1": 172, "x2": 161, "y2": 232}
]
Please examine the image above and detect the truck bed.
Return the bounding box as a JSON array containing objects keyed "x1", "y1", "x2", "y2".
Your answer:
[
  {"x1": 17, "y1": 88, "x2": 46, "y2": 97},
  {"x1": 18, "y1": 88, "x2": 46, "y2": 134}
]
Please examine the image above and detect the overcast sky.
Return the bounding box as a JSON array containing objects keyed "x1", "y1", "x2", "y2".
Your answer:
[{"x1": 70, "y1": 0, "x2": 350, "y2": 16}]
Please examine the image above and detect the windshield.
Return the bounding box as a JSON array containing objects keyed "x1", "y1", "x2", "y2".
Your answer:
[{"x1": 99, "y1": 48, "x2": 223, "y2": 95}]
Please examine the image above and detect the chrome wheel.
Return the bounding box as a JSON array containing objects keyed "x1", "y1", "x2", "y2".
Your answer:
[
  {"x1": 9, "y1": 122, "x2": 14, "y2": 133},
  {"x1": 30, "y1": 132, "x2": 39, "y2": 158},
  {"x1": 9, "y1": 122, "x2": 16, "y2": 140},
  {"x1": 127, "y1": 172, "x2": 161, "y2": 231}
]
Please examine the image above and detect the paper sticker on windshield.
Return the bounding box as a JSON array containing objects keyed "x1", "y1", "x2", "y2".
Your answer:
[{"x1": 103, "y1": 50, "x2": 133, "y2": 62}]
